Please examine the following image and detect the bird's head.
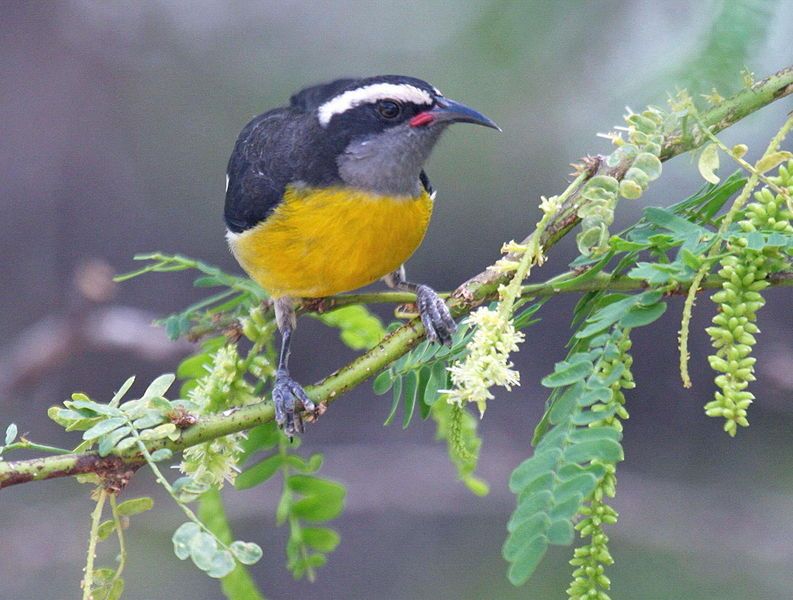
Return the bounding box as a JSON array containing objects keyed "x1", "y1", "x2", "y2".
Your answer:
[{"x1": 297, "y1": 75, "x2": 499, "y2": 196}]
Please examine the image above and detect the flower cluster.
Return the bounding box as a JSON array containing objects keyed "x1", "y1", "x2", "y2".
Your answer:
[
  {"x1": 705, "y1": 161, "x2": 793, "y2": 435},
  {"x1": 182, "y1": 307, "x2": 272, "y2": 485},
  {"x1": 444, "y1": 306, "x2": 525, "y2": 417}
]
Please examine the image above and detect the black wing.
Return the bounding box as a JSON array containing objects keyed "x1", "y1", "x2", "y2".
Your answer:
[
  {"x1": 224, "y1": 105, "x2": 343, "y2": 233},
  {"x1": 224, "y1": 107, "x2": 300, "y2": 233},
  {"x1": 419, "y1": 170, "x2": 434, "y2": 196}
]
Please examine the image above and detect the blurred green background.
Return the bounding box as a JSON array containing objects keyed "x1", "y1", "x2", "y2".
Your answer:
[{"x1": 2, "y1": 1, "x2": 792, "y2": 599}]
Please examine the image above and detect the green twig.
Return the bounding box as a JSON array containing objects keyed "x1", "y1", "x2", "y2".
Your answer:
[
  {"x1": 108, "y1": 494, "x2": 127, "y2": 596},
  {"x1": 1, "y1": 65, "x2": 793, "y2": 490},
  {"x1": 2, "y1": 439, "x2": 73, "y2": 455},
  {"x1": 82, "y1": 488, "x2": 108, "y2": 600}
]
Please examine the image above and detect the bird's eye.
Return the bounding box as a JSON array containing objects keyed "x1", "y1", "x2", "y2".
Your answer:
[{"x1": 377, "y1": 100, "x2": 401, "y2": 119}]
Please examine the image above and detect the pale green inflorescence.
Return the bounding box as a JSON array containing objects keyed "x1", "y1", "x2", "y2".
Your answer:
[
  {"x1": 444, "y1": 306, "x2": 525, "y2": 417},
  {"x1": 182, "y1": 307, "x2": 271, "y2": 486},
  {"x1": 705, "y1": 160, "x2": 793, "y2": 435}
]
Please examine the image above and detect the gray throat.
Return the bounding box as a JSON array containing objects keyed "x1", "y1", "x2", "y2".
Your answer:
[{"x1": 336, "y1": 125, "x2": 444, "y2": 196}]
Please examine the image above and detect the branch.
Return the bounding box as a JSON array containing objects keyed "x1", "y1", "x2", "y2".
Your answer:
[{"x1": 2, "y1": 65, "x2": 792, "y2": 490}]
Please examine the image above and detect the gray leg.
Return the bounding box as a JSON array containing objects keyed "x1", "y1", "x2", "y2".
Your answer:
[
  {"x1": 272, "y1": 297, "x2": 316, "y2": 436},
  {"x1": 383, "y1": 266, "x2": 456, "y2": 345}
]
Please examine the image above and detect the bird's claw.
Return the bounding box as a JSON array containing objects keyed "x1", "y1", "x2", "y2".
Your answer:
[
  {"x1": 415, "y1": 284, "x2": 456, "y2": 346},
  {"x1": 273, "y1": 369, "x2": 316, "y2": 436}
]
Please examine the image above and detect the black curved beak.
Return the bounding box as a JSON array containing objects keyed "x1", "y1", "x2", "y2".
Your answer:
[{"x1": 428, "y1": 97, "x2": 501, "y2": 131}]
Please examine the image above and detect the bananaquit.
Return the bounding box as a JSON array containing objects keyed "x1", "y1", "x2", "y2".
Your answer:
[{"x1": 224, "y1": 75, "x2": 499, "y2": 434}]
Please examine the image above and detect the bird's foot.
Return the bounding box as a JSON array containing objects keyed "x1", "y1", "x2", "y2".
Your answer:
[
  {"x1": 415, "y1": 284, "x2": 456, "y2": 346},
  {"x1": 273, "y1": 369, "x2": 316, "y2": 436}
]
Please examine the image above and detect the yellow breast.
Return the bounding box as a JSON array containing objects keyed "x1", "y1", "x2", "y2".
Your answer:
[{"x1": 228, "y1": 185, "x2": 434, "y2": 298}]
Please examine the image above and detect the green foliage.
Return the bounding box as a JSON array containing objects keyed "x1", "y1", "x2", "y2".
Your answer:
[
  {"x1": 82, "y1": 491, "x2": 152, "y2": 600},
  {"x1": 235, "y1": 422, "x2": 344, "y2": 581},
  {"x1": 504, "y1": 172, "x2": 774, "y2": 590},
  {"x1": 373, "y1": 320, "x2": 474, "y2": 427},
  {"x1": 503, "y1": 328, "x2": 633, "y2": 586},
  {"x1": 672, "y1": 0, "x2": 778, "y2": 95},
  {"x1": 115, "y1": 253, "x2": 265, "y2": 340},
  {"x1": 48, "y1": 374, "x2": 185, "y2": 456},
  {"x1": 312, "y1": 305, "x2": 386, "y2": 350}
]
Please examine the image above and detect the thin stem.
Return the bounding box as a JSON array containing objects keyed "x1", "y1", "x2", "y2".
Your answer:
[
  {"x1": 129, "y1": 425, "x2": 233, "y2": 554},
  {"x1": 1, "y1": 271, "x2": 792, "y2": 489},
  {"x1": 108, "y1": 494, "x2": 127, "y2": 597},
  {"x1": 82, "y1": 488, "x2": 108, "y2": 600},
  {"x1": 2, "y1": 439, "x2": 73, "y2": 455}
]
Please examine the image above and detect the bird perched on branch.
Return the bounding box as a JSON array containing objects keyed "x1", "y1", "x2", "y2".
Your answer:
[{"x1": 224, "y1": 75, "x2": 499, "y2": 435}]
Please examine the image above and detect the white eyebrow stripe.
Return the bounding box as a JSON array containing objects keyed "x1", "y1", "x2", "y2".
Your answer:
[{"x1": 317, "y1": 83, "x2": 433, "y2": 126}]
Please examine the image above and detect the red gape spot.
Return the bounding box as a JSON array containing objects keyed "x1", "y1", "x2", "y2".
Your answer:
[{"x1": 409, "y1": 112, "x2": 435, "y2": 127}]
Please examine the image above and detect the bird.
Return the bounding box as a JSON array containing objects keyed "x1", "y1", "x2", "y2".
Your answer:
[{"x1": 224, "y1": 75, "x2": 499, "y2": 435}]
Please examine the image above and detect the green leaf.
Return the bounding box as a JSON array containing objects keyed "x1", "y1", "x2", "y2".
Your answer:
[
  {"x1": 302, "y1": 527, "x2": 341, "y2": 552},
  {"x1": 4, "y1": 423, "x2": 17, "y2": 446},
  {"x1": 548, "y1": 383, "x2": 583, "y2": 424},
  {"x1": 150, "y1": 448, "x2": 173, "y2": 462},
  {"x1": 235, "y1": 454, "x2": 283, "y2": 490},
  {"x1": 509, "y1": 449, "x2": 562, "y2": 493},
  {"x1": 116, "y1": 497, "x2": 154, "y2": 516},
  {"x1": 402, "y1": 370, "x2": 419, "y2": 428},
  {"x1": 698, "y1": 142, "x2": 720, "y2": 184},
  {"x1": 207, "y1": 549, "x2": 236, "y2": 578},
  {"x1": 644, "y1": 207, "x2": 706, "y2": 237},
  {"x1": 383, "y1": 375, "x2": 402, "y2": 425},
  {"x1": 110, "y1": 376, "x2": 136, "y2": 407},
  {"x1": 541, "y1": 361, "x2": 592, "y2": 388},
  {"x1": 68, "y1": 399, "x2": 121, "y2": 417},
  {"x1": 287, "y1": 475, "x2": 346, "y2": 499},
  {"x1": 546, "y1": 519, "x2": 575, "y2": 545},
  {"x1": 82, "y1": 417, "x2": 127, "y2": 441},
  {"x1": 230, "y1": 541, "x2": 263, "y2": 565},
  {"x1": 505, "y1": 536, "x2": 549, "y2": 586},
  {"x1": 563, "y1": 439, "x2": 624, "y2": 464},
  {"x1": 131, "y1": 412, "x2": 165, "y2": 430},
  {"x1": 620, "y1": 301, "x2": 667, "y2": 328},
  {"x1": 756, "y1": 150, "x2": 793, "y2": 174},
  {"x1": 97, "y1": 426, "x2": 132, "y2": 457},
  {"x1": 291, "y1": 491, "x2": 345, "y2": 522},
  {"x1": 173, "y1": 522, "x2": 201, "y2": 560},
  {"x1": 138, "y1": 423, "x2": 177, "y2": 441},
  {"x1": 372, "y1": 371, "x2": 393, "y2": 395},
  {"x1": 189, "y1": 531, "x2": 219, "y2": 571},
  {"x1": 177, "y1": 352, "x2": 212, "y2": 380},
  {"x1": 142, "y1": 374, "x2": 175, "y2": 399},
  {"x1": 238, "y1": 423, "x2": 281, "y2": 464},
  {"x1": 97, "y1": 519, "x2": 116, "y2": 541},
  {"x1": 173, "y1": 476, "x2": 211, "y2": 503},
  {"x1": 314, "y1": 305, "x2": 385, "y2": 350}
]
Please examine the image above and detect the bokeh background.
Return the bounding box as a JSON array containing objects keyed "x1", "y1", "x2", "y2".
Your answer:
[{"x1": 2, "y1": 1, "x2": 792, "y2": 599}]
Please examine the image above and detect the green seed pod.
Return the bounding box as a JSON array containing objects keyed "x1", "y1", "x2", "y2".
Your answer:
[
  {"x1": 632, "y1": 152, "x2": 663, "y2": 180},
  {"x1": 624, "y1": 167, "x2": 650, "y2": 190},
  {"x1": 619, "y1": 179, "x2": 643, "y2": 200}
]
